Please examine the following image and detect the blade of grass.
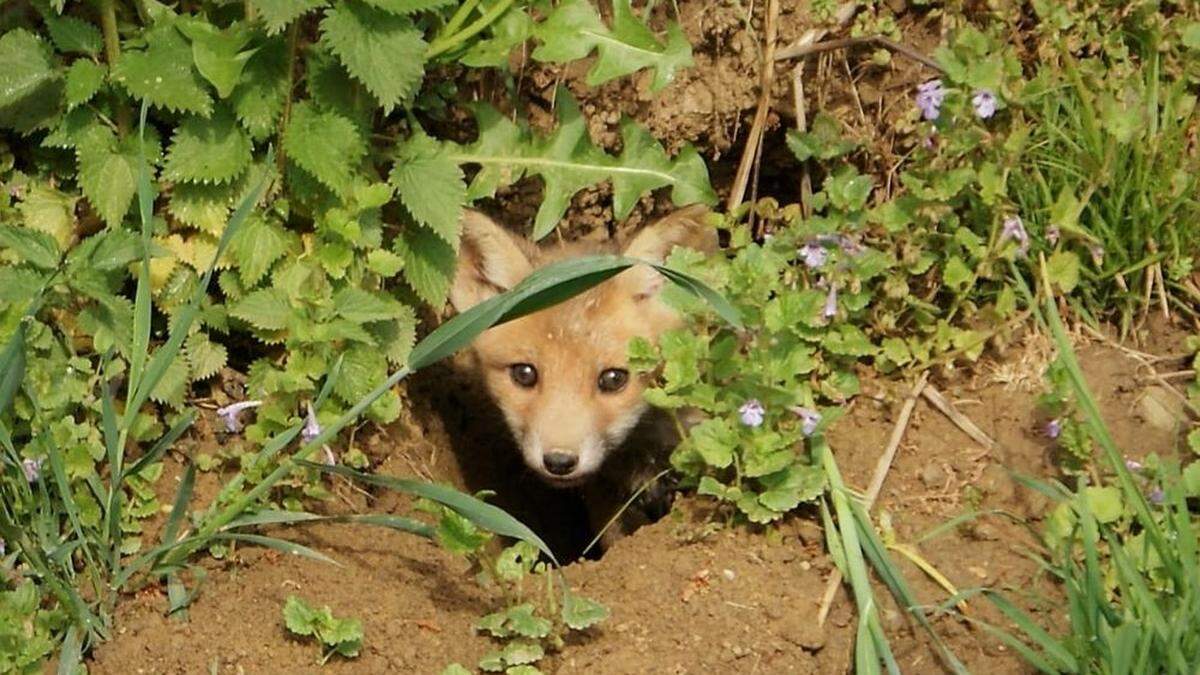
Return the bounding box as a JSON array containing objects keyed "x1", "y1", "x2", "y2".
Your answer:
[
  {"x1": 127, "y1": 101, "x2": 154, "y2": 400},
  {"x1": 161, "y1": 461, "x2": 196, "y2": 547},
  {"x1": 210, "y1": 533, "x2": 340, "y2": 566}
]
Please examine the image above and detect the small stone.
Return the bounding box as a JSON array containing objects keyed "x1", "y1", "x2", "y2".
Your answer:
[
  {"x1": 794, "y1": 519, "x2": 824, "y2": 546},
  {"x1": 919, "y1": 463, "x2": 947, "y2": 488},
  {"x1": 722, "y1": 568, "x2": 736, "y2": 581}
]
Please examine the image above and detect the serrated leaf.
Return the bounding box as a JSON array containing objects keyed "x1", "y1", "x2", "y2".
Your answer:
[
  {"x1": 252, "y1": 0, "x2": 328, "y2": 35},
  {"x1": 64, "y1": 59, "x2": 105, "y2": 109},
  {"x1": 369, "y1": 309, "x2": 417, "y2": 364},
  {"x1": 333, "y1": 286, "x2": 405, "y2": 323},
  {"x1": 284, "y1": 101, "x2": 365, "y2": 197},
  {"x1": 77, "y1": 128, "x2": 147, "y2": 228},
  {"x1": 283, "y1": 595, "x2": 319, "y2": 636},
  {"x1": 112, "y1": 25, "x2": 212, "y2": 116},
  {"x1": 320, "y1": 0, "x2": 427, "y2": 113},
  {"x1": 390, "y1": 131, "x2": 464, "y2": 244},
  {"x1": 231, "y1": 287, "x2": 293, "y2": 330},
  {"x1": 450, "y1": 92, "x2": 714, "y2": 239},
  {"x1": 169, "y1": 180, "x2": 236, "y2": 234},
  {"x1": 505, "y1": 604, "x2": 552, "y2": 639},
  {"x1": 230, "y1": 37, "x2": 288, "y2": 139},
  {"x1": 394, "y1": 223, "x2": 456, "y2": 307},
  {"x1": 185, "y1": 332, "x2": 227, "y2": 380},
  {"x1": 360, "y1": 0, "x2": 455, "y2": 12},
  {"x1": 229, "y1": 215, "x2": 290, "y2": 285},
  {"x1": 148, "y1": 353, "x2": 190, "y2": 408},
  {"x1": 164, "y1": 106, "x2": 252, "y2": 184},
  {"x1": 366, "y1": 248, "x2": 404, "y2": 277},
  {"x1": 0, "y1": 29, "x2": 57, "y2": 108},
  {"x1": 334, "y1": 344, "x2": 388, "y2": 403},
  {"x1": 18, "y1": 182, "x2": 77, "y2": 249},
  {"x1": 0, "y1": 225, "x2": 61, "y2": 269},
  {"x1": 44, "y1": 14, "x2": 103, "y2": 55},
  {"x1": 533, "y1": 0, "x2": 691, "y2": 91}
]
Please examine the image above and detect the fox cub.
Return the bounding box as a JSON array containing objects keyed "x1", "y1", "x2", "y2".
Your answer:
[{"x1": 449, "y1": 206, "x2": 716, "y2": 546}]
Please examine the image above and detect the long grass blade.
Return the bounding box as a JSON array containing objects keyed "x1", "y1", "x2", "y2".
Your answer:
[
  {"x1": 0, "y1": 324, "x2": 26, "y2": 415},
  {"x1": 128, "y1": 101, "x2": 154, "y2": 400},
  {"x1": 162, "y1": 461, "x2": 196, "y2": 547},
  {"x1": 211, "y1": 532, "x2": 340, "y2": 566},
  {"x1": 123, "y1": 409, "x2": 196, "y2": 480}
]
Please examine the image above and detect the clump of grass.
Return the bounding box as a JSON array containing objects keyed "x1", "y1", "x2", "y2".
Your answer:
[{"x1": 983, "y1": 281, "x2": 1200, "y2": 672}]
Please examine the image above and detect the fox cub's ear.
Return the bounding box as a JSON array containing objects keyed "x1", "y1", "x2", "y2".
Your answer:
[
  {"x1": 620, "y1": 204, "x2": 718, "y2": 300},
  {"x1": 449, "y1": 210, "x2": 534, "y2": 312}
]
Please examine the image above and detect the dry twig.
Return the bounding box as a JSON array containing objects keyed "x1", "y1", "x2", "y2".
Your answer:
[{"x1": 921, "y1": 386, "x2": 997, "y2": 452}]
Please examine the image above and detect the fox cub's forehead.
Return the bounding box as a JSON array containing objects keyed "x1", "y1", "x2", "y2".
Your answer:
[{"x1": 477, "y1": 282, "x2": 642, "y2": 361}]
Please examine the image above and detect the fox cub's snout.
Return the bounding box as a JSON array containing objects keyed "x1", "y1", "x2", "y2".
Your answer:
[{"x1": 448, "y1": 206, "x2": 716, "y2": 487}]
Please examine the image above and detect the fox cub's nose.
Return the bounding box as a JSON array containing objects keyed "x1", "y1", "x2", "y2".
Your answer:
[{"x1": 543, "y1": 451, "x2": 578, "y2": 476}]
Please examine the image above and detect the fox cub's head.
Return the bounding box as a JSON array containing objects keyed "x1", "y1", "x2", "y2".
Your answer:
[{"x1": 449, "y1": 206, "x2": 717, "y2": 487}]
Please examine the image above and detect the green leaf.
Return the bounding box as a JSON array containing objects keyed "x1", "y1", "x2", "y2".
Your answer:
[
  {"x1": 231, "y1": 288, "x2": 293, "y2": 330},
  {"x1": 18, "y1": 182, "x2": 76, "y2": 248},
  {"x1": 284, "y1": 101, "x2": 366, "y2": 197},
  {"x1": 283, "y1": 595, "x2": 320, "y2": 636},
  {"x1": 229, "y1": 215, "x2": 291, "y2": 285},
  {"x1": 185, "y1": 331, "x2": 228, "y2": 381},
  {"x1": 359, "y1": 0, "x2": 455, "y2": 13},
  {"x1": 334, "y1": 286, "x2": 406, "y2": 323},
  {"x1": 179, "y1": 20, "x2": 256, "y2": 99},
  {"x1": 394, "y1": 224, "x2": 456, "y2": 307},
  {"x1": 77, "y1": 129, "x2": 148, "y2": 228},
  {"x1": 366, "y1": 249, "x2": 404, "y2": 277},
  {"x1": 757, "y1": 463, "x2": 826, "y2": 512},
  {"x1": 230, "y1": 36, "x2": 288, "y2": 139},
  {"x1": 689, "y1": 418, "x2": 735, "y2": 469},
  {"x1": 252, "y1": 0, "x2": 328, "y2": 35},
  {"x1": 112, "y1": 25, "x2": 212, "y2": 116},
  {"x1": 148, "y1": 353, "x2": 190, "y2": 408},
  {"x1": 500, "y1": 641, "x2": 544, "y2": 667},
  {"x1": 390, "y1": 131, "x2": 465, "y2": 244},
  {"x1": 942, "y1": 256, "x2": 971, "y2": 291},
  {"x1": 164, "y1": 106, "x2": 252, "y2": 184},
  {"x1": 505, "y1": 604, "x2": 552, "y2": 639},
  {"x1": 451, "y1": 93, "x2": 714, "y2": 239},
  {"x1": 370, "y1": 310, "x2": 417, "y2": 364},
  {"x1": 0, "y1": 29, "x2": 57, "y2": 109},
  {"x1": 1183, "y1": 22, "x2": 1200, "y2": 50},
  {"x1": 64, "y1": 59, "x2": 105, "y2": 109},
  {"x1": 169, "y1": 180, "x2": 236, "y2": 234},
  {"x1": 460, "y1": 7, "x2": 534, "y2": 69},
  {"x1": 785, "y1": 112, "x2": 859, "y2": 161},
  {"x1": 335, "y1": 344, "x2": 389, "y2": 403},
  {"x1": 533, "y1": 0, "x2": 691, "y2": 91},
  {"x1": 562, "y1": 593, "x2": 609, "y2": 630},
  {"x1": 320, "y1": 0, "x2": 428, "y2": 113},
  {"x1": 44, "y1": 14, "x2": 103, "y2": 55},
  {"x1": 1046, "y1": 250, "x2": 1080, "y2": 293},
  {"x1": 0, "y1": 225, "x2": 61, "y2": 269}
]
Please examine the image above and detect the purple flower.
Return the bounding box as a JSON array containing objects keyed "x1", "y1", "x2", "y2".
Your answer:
[
  {"x1": 790, "y1": 407, "x2": 822, "y2": 437},
  {"x1": 1044, "y1": 419, "x2": 1062, "y2": 439},
  {"x1": 217, "y1": 400, "x2": 262, "y2": 433},
  {"x1": 1149, "y1": 487, "x2": 1165, "y2": 505},
  {"x1": 1124, "y1": 458, "x2": 1143, "y2": 472},
  {"x1": 837, "y1": 235, "x2": 865, "y2": 257},
  {"x1": 800, "y1": 242, "x2": 828, "y2": 269},
  {"x1": 0, "y1": 538, "x2": 5, "y2": 556},
  {"x1": 922, "y1": 133, "x2": 937, "y2": 149},
  {"x1": 972, "y1": 89, "x2": 997, "y2": 119},
  {"x1": 302, "y1": 402, "x2": 323, "y2": 445},
  {"x1": 739, "y1": 400, "x2": 765, "y2": 428},
  {"x1": 21, "y1": 458, "x2": 42, "y2": 483},
  {"x1": 1046, "y1": 226, "x2": 1060, "y2": 246},
  {"x1": 1000, "y1": 216, "x2": 1030, "y2": 256},
  {"x1": 822, "y1": 283, "x2": 838, "y2": 320},
  {"x1": 915, "y1": 79, "x2": 945, "y2": 121}
]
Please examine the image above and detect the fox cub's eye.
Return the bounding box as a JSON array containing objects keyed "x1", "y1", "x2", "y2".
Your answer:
[
  {"x1": 509, "y1": 363, "x2": 538, "y2": 388},
  {"x1": 597, "y1": 368, "x2": 629, "y2": 393}
]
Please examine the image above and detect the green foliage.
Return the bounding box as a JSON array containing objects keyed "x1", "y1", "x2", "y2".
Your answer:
[
  {"x1": 283, "y1": 595, "x2": 364, "y2": 663},
  {"x1": 0, "y1": 582, "x2": 62, "y2": 674}
]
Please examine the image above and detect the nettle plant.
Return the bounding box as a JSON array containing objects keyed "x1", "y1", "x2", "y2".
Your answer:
[{"x1": 0, "y1": 0, "x2": 712, "y2": 532}]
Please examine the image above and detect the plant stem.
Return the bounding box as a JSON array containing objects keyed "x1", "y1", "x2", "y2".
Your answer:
[
  {"x1": 98, "y1": 0, "x2": 130, "y2": 136},
  {"x1": 276, "y1": 20, "x2": 302, "y2": 173},
  {"x1": 426, "y1": 0, "x2": 515, "y2": 60},
  {"x1": 165, "y1": 367, "x2": 412, "y2": 567},
  {"x1": 438, "y1": 0, "x2": 481, "y2": 42}
]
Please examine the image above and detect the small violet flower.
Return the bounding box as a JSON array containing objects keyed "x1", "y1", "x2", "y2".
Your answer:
[
  {"x1": 915, "y1": 79, "x2": 945, "y2": 121},
  {"x1": 1044, "y1": 419, "x2": 1062, "y2": 439},
  {"x1": 972, "y1": 89, "x2": 997, "y2": 119},
  {"x1": 822, "y1": 283, "x2": 838, "y2": 320},
  {"x1": 1046, "y1": 225, "x2": 1061, "y2": 247},
  {"x1": 217, "y1": 400, "x2": 263, "y2": 434},
  {"x1": 1149, "y1": 487, "x2": 1165, "y2": 505},
  {"x1": 0, "y1": 538, "x2": 5, "y2": 556},
  {"x1": 21, "y1": 457, "x2": 42, "y2": 483},
  {"x1": 791, "y1": 407, "x2": 823, "y2": 437},
  {"x1": 1124, "y1": 458, "x2": 1143, "y2": 472},
  {"x1": 799, "y1": 242, "x2": 828, "y2": 269},
  {"x1": 738, "y1": 399, "x2": 765, "y2": 428},
  {"x1": 1000, "y1": 216, "x2": 1030, "y2": 257},
  {"x1": 302, "y1": 402, "x2": 323, "y2": 445}
]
